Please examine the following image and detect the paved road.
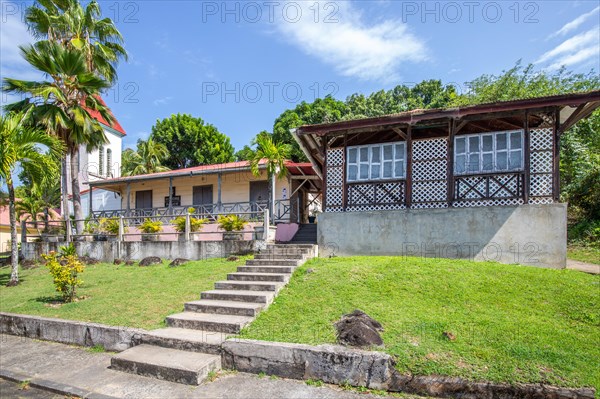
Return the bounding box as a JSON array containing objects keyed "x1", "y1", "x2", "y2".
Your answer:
[{"x1": 0, "y1": 334, "x2": 408, "y2": 399}]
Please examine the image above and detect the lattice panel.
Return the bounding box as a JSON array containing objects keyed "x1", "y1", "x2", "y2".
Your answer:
[
  {"x1": 530, "y1": 151, "x2": 552, "y2": 174},
  {"x1": 327, "y1": 148, "x2": 344, "y2": 167},
  {"x1": 530, "y1": 174, "x2": 553, "y2": 197},
  {"x1": 453, "y1": 198, "x2": 524, "y2": 207},
  {"x1": 528, "y1": 197, "x2": 554, "y2": 205},
  {"x1": 412, "y1": 138, "x2": 448, "y2": 207},
  {"x1": 325, "y1": 148, "x2": 344, "y2": 212},
  {"x1": 530, "y1": 128, "x2": 553, "y2": 151},
  {"x1": 529, "y1": 127, "x2": 554, "y2": 201},
  {"x1": 348, "y1": 184, "x2": 375, "y2": 204},
  {"x1": 347, "y1": 204, "x2": 406, "y2": 212},
  {"x1": 456, "y1": 174, "x2": 521, "y2": 200},
  {"x1": 346, "y1": 181, "x2": 405, "y2": 210}
]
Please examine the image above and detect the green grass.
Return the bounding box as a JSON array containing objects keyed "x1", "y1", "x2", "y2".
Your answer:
[
  {"x1": 0, "y1": 257, "x2": 245, "y2": 329},
  {"x1": 568, "y1": 245, "x2": 600, "y2": 265},
  {"x1": 240, "y1": 256, "x2": 600, "y2": 391}
]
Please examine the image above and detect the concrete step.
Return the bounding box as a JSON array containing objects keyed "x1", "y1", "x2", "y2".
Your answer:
[
  {"x1": 201, "y1": 289, "x2": 275, "y2": 304},
  {"x1": 262, "y1": 247, "x2": 310, "y2": 254},
  {"x1": 268, "y1": 244, "x2": 316, "y2": 249},
  {"x1": 166, "y1": 312, "x2": 253, "y2": 333},
  {"x1": 136, "y1": 327, "x2": 227, "y2": 355},
  {"x1": 245, "y1": 259, "x2": 301, "y2": 266},
  {"x1": 184, "y1": 299, "x2": 264, "y2": 317},
  {"x1": 227, "y1": 272, "x2": 289, "y2": 282},
  {"x1": 214, "y1": 280, "x2": 281, "y2": 292},
  {"x1": 110, "y1": 344, "x2": 221, "y2": 385},
  {"x1": 237, "y1": 265, "x2": 295, "y2": 274},
  {"x1": 254, "y1": 253, "x2": 306, "y2": 260}
]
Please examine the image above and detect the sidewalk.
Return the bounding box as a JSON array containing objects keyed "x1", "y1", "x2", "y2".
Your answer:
[
  {"x1": 566, "y1": 259, "x2": 600, "y2": 274},
  {"x1": 0, "y1": 334, "x2": 396, "y2": 399}
]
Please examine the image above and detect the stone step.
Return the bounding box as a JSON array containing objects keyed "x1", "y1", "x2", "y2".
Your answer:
[
  {"x1": 245, "y1": 259, "x2": 301, "y2": 266},
  {"x1": 227, "y1": 272, "x2": 289, "y2": 282},
  {"x1": 237, "y1": 265, "x2": 295, "y2": 274},
  {"x1": 166, "y1": 312, "x2": 253, "y2": 333},
  {"x1": 201, "y1": 289, "x2": 275, "y2": 304},
  {"x1": 184, "y1": 299, "x2": 264, "y2": 317},
  {"x1": 262, "y1": 247, "x2": 310, "y2": 254},
  {"x1": 254, "y1": 253, "x2": 305, "y2": 260},
  {"x1": 135, "y1": 327, "x2": 227, "y2": 355},
  {"x1": 214, "y1": 280, "x2": 281, "y2": 292},
  {"x1": 267, "y1": 244, "x2": 316, "y2": 249},
  {"x1": 110, "y1": 344, "x2": 221, "y2": 385}
]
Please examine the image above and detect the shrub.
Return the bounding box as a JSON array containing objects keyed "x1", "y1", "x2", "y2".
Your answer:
[
  {"x1": 59, "y1": 243, "x2": 77, "y2": 257},
  {"x1": 173, "y1": 216, "x2": 208, "y2": 233},
  {"x1": 42, "y1": 251, "x2": 85, "y2": 303},
  {"x1": 89, "y1": 218, "x2": 127, "y2": 235},
  {"x1": 140, "y1": 219, "x2": 163, "y2": 234},
  {"x1": 217, "y1": 215, "x2": 248, "y2": 232},
  {"x1": 569, "y1": 220, "x2": 600, "y2": 248}
]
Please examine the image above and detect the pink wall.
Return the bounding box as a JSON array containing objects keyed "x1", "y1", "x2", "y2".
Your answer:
[
  {"x1": 124, "y1": 222, "x2": 262, "y2": 241},
  {"x1": 275, "y1": 223, "x2": 299, "y2": 242}
]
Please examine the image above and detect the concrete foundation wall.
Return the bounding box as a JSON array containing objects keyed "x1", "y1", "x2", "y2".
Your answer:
[
  {"x1": 317, "y1": 204, "x2": 567, "y2": 269},
  {"x1": 21, "y1": 240, "x2": 260, "y2": 263}
]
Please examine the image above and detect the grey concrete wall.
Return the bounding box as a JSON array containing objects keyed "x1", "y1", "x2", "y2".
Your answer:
[
  {"x1": 0, "y1": 312, "x2": 145, "y2": 351},
  {"x1": 21, "y1": 240, "x2": 260, "y2": 263},
  {"x1": 317, "y1": 204, "x2": 567, "y2": 269}
]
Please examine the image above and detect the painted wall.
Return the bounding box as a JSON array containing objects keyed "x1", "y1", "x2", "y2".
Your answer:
[{"x1": 317, "y1": 204, "x2": 567, "y2": 269}]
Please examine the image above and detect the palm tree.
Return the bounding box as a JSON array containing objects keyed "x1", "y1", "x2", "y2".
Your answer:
[
  {"x1": 122, "y1": 138, "x2": 170, "y2": 176},
  {"x1": 0, "y1": 112, "x2": 63, "y2": 286},
  {"x1": 250, "y1": 135, "x2": 290, "y2": 223},
  {"x1": 15, "y1": 196, "x2": 45, "y2": 229},
  {"x1": 3, "y1": 41, "x2": 112, "y2": 235}
]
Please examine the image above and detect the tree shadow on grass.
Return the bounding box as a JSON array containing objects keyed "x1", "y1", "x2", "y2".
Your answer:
[
  {"x1": 0, "y1": 267, "x2": 27, "y2": 286},
  {"x1": 33, "y1": 295, "x2": 64, "y2": 307}
]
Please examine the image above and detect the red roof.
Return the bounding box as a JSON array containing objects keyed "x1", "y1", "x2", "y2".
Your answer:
[{"x1": 84, "y1": 96, "x2": 126, "y2": 136}]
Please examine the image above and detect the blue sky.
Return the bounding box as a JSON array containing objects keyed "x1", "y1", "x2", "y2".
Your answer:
[{"x1": 1, "y1": 0, "x2": 599, "y2": 151}]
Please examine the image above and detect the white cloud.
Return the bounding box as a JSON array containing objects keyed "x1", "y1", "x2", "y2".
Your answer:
[
  {"x1": 274, "y1": 1, "x2": 427, "y2": 82},
  {"x1": 153, "y1": 96, "x2": 173, "y2": 106},
  {"x1": 549, "y1": 6, "x2": 599, "y2": 38},
  {"x1": 536, "y1": 27, "x2": 600, "y2": 70}
]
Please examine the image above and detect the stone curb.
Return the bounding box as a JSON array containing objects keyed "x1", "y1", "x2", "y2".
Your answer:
[
  {"x1": 222, "y1": 339, "x2": 596, "y2": 399},
  {"x1": 0, "y1": 369, "x2": 117, "y2": 399},
  {"x1": 0, "y1": 312, "x2": 146, "y2": 352}
]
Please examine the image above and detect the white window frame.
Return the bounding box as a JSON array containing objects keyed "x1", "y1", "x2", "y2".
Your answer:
[
  {"x1": 454, "y1": 130, "x2": 524, "y2": 175},
  {"x1": 346, "y1": 141, "x2": 406, "y2": 182}
]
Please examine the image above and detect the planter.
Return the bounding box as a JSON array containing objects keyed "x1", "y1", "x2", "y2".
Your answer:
[
  {"x1": 253, "y1": 226, "x2": 264, "y2": 240},
  {"x1": 93, "y1": 234, "x2": 117, "y2": 242},
  {"x1": 142, "y1": 234, "x2": 159, "y2": 242},
  {"x1": 223, "y1": 232, "x2": 243, "y2": 241},
  {"x1": 308, "y1": 216, "x2": 316, "y2": 224},
  {"x1": 41, "y1": 234, "x2": 60, "y2": 243}
]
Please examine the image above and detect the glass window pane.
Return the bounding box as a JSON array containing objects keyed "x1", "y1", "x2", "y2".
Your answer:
[
  {"x1": 371, "y1": 146, "x2": 380, "y2": 163},
  {"x1": 482, "y1": 135, "x2": 493, "y2": 151},
  {"x1": 394, "y1": 161, "x2": 404, "y2": 178},
  {"x1": 510, "y1": 132, "x2": 522, "y2": 149},
  {"x1": 482, "y1": 153, "x2": 494, "y2": 172},
  {"x1": 496, "y1": 133, "x2": 507, "y2": 150},
  {"x1": 468, "y1": 153, "x2": 480, "y2": 173},
  {"x1": 496, "y1": 151, "x2": 508, "y2": 170},
  {"x1": 348, "y1": 148, "x2": 357, "y2": 164},
  {"x1": 359, "y1": 164, "x2": 369, "y2": 179},
  {"x1": 455, "y1": 154, "x2": 466, "y2": 174},
  {"x1": 348, "y1": 165, "x2": 358, "y2": 181},
  {"x1": 456, "y1": 137, "x2": 466, "y2": 154},
  {"x1": 383, "y1": 162, "x2": 393, "y2": 178},
  {"x1": 468, "y1": 136, "x2": 480, "y2": 152},
  {"x1": 371, "y1": 164, "x2": 380, "y2": 179},
  {"x1": 394, "y1": 144, "x2": 405, "y2": 160},
  {"x1": 359, "y1": 147, "x2": 369, "y2": 162},
  {"x1": 509, "y1": 151, "x2": 522, "y2": 170},
  {"x1": 383, "y1": 145, "x2": 393, "y2": 160}
]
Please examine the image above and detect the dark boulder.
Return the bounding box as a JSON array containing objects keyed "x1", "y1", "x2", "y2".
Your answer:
[
  {"x1": 124, "y1": 260, "x2": 135, "y2": 266},
  {"x1": 169, "y1": 258, "x2": 189, "y2": 267},
  {"x1": 139, "y1": 257, "x2": 162, "y2": 267},
  {"x1": 79, "y1": 256, "x2": 100, "y2": 265},
  {"x1": 227, "y1": 256, "x2": 239, "y2": 262},
  {"x1": 334, "y1": 309, "x2": 384, "y2": 348},
  {"x1": 114, "y1": 258, "x2": 123, "y2": 265}
]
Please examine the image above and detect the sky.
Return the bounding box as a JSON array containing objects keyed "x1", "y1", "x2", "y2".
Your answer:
[{"x1": 1, "y1": 0, "x2": 599, "y2": 152}]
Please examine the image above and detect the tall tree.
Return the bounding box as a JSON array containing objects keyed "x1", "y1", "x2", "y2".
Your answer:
[
  {"x1": 4, "y1": 41, "x2": 113, "y2": 234},
  {"x1": 234, "y1": 131, "x2": 272, "y2": 161},
  {"x1": 0, "y1": 111, "x2": 63, "y2": 286},
  {"x1": 151, "y1": 114, "x2": 235, "y2": 169},
  {"x1": 121, "y1": 138, "x2": 170, "y2": 176},
  {"x1": 250, "y1": 135, "x2": 290, "y2": 223}
]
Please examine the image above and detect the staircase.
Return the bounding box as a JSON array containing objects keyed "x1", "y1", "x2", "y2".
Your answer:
[
  {"x1": 289, "y1": 224, "x2": 317, "y2": 244},
  {"x1": 111, "y1": 244, "x2": 317, "y2": 385}
]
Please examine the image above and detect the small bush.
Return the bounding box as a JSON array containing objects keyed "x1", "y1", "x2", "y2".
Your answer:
[
  {"x1": 42, "y1": 251, "x2": 85, "y2": 303},
  {"x1": 217, "y1": 215, "x2": 248, "y2": 232},
  {"x1": 140, "y1": 219, "x2": 163, "y2": 234},
  {"x1": 569, "y1": 220, "x2": 600, "y2": 248},
  {"x1": 172, "y1": 216, "x2": 208, "y2": 233},
  {"x1": 89, "y1": 218, "x2": 127, "y2": 235}
]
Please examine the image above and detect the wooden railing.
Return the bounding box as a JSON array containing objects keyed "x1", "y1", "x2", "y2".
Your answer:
[
  {"x1": 454, "y1": 172, "x2": 525, "y2": 202},
  {"x1": 346, "y1": 179, "x2": 406, "y2": 208}
]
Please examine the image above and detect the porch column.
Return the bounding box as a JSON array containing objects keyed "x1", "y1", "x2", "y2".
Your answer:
[
  {"x1": 553, "y1": 108, "x2": 561, "y2": 201},
  {"x1": 125, "y1": 183, "x2": 131, "y2": 216},
  {"x1": 447, "y1": 119, "x2": 456, "y2": 207},
  {"x1": 342, "y1": 134, "x2": 348, "y2": 211},
  {"x1": 523, "y1": 110, "x2": 530, "y2": 203},
  {"x1": 168, "y1": 177, "x2": 173, "y2": 212},
  {"x1": 88, "y1": 186, "x2": 93, "y2": 218},
  {"x1": 405, "y1": 126, "x2": 413, "y2": 208},
  {"x1": 217, "y1": 172, "x2": 222, "y2": 211}
]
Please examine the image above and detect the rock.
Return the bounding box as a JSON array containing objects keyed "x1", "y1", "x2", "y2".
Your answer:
[
  {"x1": 335, "y1": 309, "x2": 384, "y2": 348},
  {"x1": 114, "y1": 258, "x2": 123, "y2": 265},
  {"x1": 79, "y1": 256, "x2": 100, "y2": 265},
  {"x1": 442, "y1": 331, "x2": 456, "y2": 341},
  {"x1": 124, "y1": 260, "x2": 135, "y2": 266},
  {"x1": 169, "y1": 258, "x2": 189, "y2": 267},
  {"x1": 20, "y1": 259, "x2": 38, "y2": 269},
  {"x1": 139, "y1": 257, "x2": 162, "y2": 267},
  {"x1": 306, "y1": 268, "x2": 314, "y2": 274},
  {"x1": 227, "y1": 256, "x2": 239, "y2": 262}
]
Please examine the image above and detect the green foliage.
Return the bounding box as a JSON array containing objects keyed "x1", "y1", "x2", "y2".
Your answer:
[
  {"x1": 43, "y1": 251, "x2": 85, "y2": 303},
  {"x1": 59, "y1": 243, "x2": 77, "y2": 257},
  {"x1": 217, "y1": 215, "x2": 247, "y2": 232},
  {"x1": 89, "y1": 218, "x2": 123, "y2": 235},
  {"x1": 121, "y1": 138, "x2": 170, "y2": 176},
  {"x1": 172, "y1": 216, "x2": 208, "y2": 233},
  {"x1": 139, "y1": 219, "x2": 163, "y2": 234},
  {"x1": 568, "y1": 220, "x2": 600, "y2": 248},
  {"x1": 151, "y1": 114, "x2": 235, "y2": 169},
  {"x1": 250, "y1": 135, "x2": 290, "y2": 180}
]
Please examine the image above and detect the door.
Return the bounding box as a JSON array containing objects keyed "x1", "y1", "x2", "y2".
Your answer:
[
  {"x1": 135, "y1": 190, "x2": 152, "y2": 221},
  {"x1": 250, "y1": 181, "x2": 269, "y2": 217},
  {"x1": 193, "y1": 185, "x2": 213, "y2": 213}
]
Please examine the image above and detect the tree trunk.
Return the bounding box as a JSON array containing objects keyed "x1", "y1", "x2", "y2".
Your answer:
[
  {"x1": 70, "y1": 148, "x2": 85, "y2": 235},
  {"x1": 7, "y1": 179, "x2": 19, "y2": 287},
  {"x1": 61, "y1": 157, "x2": 70, "y2": 229}
]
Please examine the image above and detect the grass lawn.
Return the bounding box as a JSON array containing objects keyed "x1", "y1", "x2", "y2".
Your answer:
[
  {"x1": 240, "y1": 256, "x2": 600, "y2": 391},
  {"x1": 0, "y1": 257, "x2": 244, "y2": 329},
  {"x1": 568, "y1": 245, "x2": 600, "y2": 265}
]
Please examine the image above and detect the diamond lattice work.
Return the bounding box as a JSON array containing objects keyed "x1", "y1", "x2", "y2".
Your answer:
[
  {"x1": 530, "y1": 174, "x2": 553, "y2": 197},
  {"x1": 325, "y1": 148, "x2": 345, "y2": 211},
  {"x1": 453, "y1": 198, "x2": 524, "y2": 207},
  {"x1": 455, "y1": 173, "x2": 522, "y2": 201},
  {"x1": 530, "y1": 151, "x2": 552, "y2": 174},
  {"x1": 528, "y1": 127, "x2": 554, "y2": 201},
  {"x1": 530, "y1": 128, "x2": 553, "y2": 151},
  {"x1": 411, "y1": 138, "x2": 448, "y2": 206}
]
